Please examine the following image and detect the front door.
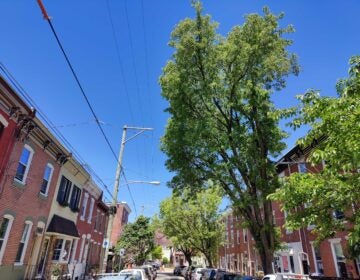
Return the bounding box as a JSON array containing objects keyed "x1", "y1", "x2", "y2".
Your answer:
[{"x1": 37, "y1": 237, "x2": 50, "y2": 277}]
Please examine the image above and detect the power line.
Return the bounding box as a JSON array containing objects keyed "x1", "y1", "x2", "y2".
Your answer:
[
  {"x1": 36, "y1": 0, "x2": 119, "y2": 163},
  {"x1": 105, "y1": 0, "x2": 135, "y2": 125},
  {"x1": 123, "y1": 0, "x2": 144, "y2": 126},
  {"x1": 121, "y1": 169, "x2": 138, "y2": 217},
  {"x1": 0, "y1": 63, "x2": 114, "y2": 201},
  {"x1": 36, "y1": 1, "x2": 139, "y2": 209}
]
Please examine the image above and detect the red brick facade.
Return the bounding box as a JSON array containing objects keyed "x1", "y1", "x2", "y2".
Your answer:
[
  {"x1": 219, "y1": 145, "x2": 360, "y2": 278},
  {"x1": 110, "y1": 202, "x2": 131, "y2": 247}
]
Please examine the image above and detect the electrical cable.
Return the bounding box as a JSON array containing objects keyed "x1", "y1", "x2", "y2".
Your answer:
[
  {"x1": 105, "y1": 0, "x2": 135, "y2": 125},
  {"x1": 121, "y1": 169, "x2": 138, "y2": 217},
  {"x1": 0, "y1": 63, "x2": 114, "y2": 201},
  {"x1": 36, "y1": 0, "x2": 140, "y2": 210}
]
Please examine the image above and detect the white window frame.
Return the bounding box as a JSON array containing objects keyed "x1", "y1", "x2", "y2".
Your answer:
[
  {"x1": 243, "y1": 229, "x2": 248, "y2": 243},
  {"x1": 14, "y1": 144, "x2": 34, "y2": 184},
  {"x1": 0, "y1": 214, "x2": 14, "y2": 265},
  {"x1": 298, "y1": 163, "x2": 307, "y2": 174},
  {"x1": 52, "y1": 238, "x2": 73, "y2": 263},
  {"x1": 80, "y1": 192, "x2": 89, "y2": 221},
  {"x1": 40, "y1": 163, "x2": 54, "y2": 196},
  {"x1": 87, "y1": 198, "x2": 95, "y2": 224},
  {"x1": 14, "y1": 220, "x2": 33, "y2": 265},
  {"x1": 284, "y1": 211, "x2": 293, "y2": 234},
  {"x1": 82, "y1": 234, "x2": 91, "y2": 263},
  {"x1": 310, "y1": 242, "x2": 324, "y2": 274},
  {"x1": 70, "y1": 239, "x2": 78, "y2": 263},
  {"x1": 329, "y1": 238, "x2": 344, "y2": 277},
  {"x1": 79, "y1": 235, "x2": 86, "y2": 264},
  {"x1": 0, "y1": 114, "x2": 9, "y2": 127}
]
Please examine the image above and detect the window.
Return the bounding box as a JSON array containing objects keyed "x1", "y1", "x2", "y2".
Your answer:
[
  {"x1": 15, "y1": 145, "x2": 34, "y2": 183},
  {"x1": 57, "y1": 176, "x2": 72, "y2": 206},
  {"x1": 0, "y1": 215, "x2": 14, "y2": 264},
  {"x1": 87, "y1": 198, "x2": 95, "y2": 223},
  {"x1": 243, "y1": 229, "x2": 248, "y2": 243},
  {"x1": 15, "y1": 221, "x2": 33, "y2": 264},
  {"x1": 40, "y1": 163, "x2": 54, "y2": 196},
  {"x1": 0, "y1": 114, "x2": 8, "y2": 139},
  {"x1": 331, "y1": 241, "x2": 347, "y2": 277},
  {"x1": 0, "y1": 123, "x2": 4, "y2": 138},
  {"x1": 333, "y1": 210, "x2": 345, "y2": 220},
  {"x1": 298, "y1": 163, "x2": 307, "y2": 173},
  {"x1": 52, "y1": 238, "x2": 73, "y2": 262},
  {"x1": 284, "y1": 211, "x2": 293, "y2": 234},
  {"x1": 311, "y1": 244, "x2": 324, "y2": 274},
  {"x1": 69, "y1": 185, "x2": 81, "y2": 212},
  {"x1": 237, "y1": 230, "x2": 240, "y2": 244},
  {"x1": 80, "y1": 193, "x2": 89, "y2": 220}
]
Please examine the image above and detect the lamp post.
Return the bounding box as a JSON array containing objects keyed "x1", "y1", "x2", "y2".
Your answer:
[{"x1": 102, "y1": 125, "x2": 157, "y2": 272}]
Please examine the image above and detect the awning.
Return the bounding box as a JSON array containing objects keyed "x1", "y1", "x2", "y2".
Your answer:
[{"x1": 47, "y1": 214, "x2": 80, "y2": 238}]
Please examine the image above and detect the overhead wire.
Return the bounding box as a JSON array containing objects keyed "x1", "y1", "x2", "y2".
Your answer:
[
  {"x1": 139, "y1": 0, "x2": 154, "y2": 180},
  {"x1": 123, "y1": 0, "x2": 148, "y2": 174},
  {"x1": 36, "y1": 0, "x2": 139, "y2": 210},
  {"x1": 0, "y1": 63, "x2": 114, "y2": 201},
  {"x1": 105, "y1": 0, "x2": 142, "y2": 178},
  {"x1": 121, "y1": 169, "x2": 138, "y2": 217},
  {"x1": 105, "y1": 0, "x2": 135, "y2": 125}
]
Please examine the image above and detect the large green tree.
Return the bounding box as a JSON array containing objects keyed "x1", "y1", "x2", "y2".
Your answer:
[
  {"x1": 270, "y1": 56, "x2": 360, "y2": 257},
  {"x1": 160, "y1": 2, "x2": 299, "y2": 273},
  {"x1": 159, "y1": 187, "x2": 224, "y2": 267},
  {"x1": 116, "y1": 215, "x2": 155, "y2": 265}
]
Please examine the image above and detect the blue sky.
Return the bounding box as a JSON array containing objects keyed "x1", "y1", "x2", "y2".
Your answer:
[{"x1": 1, "y1": 1, "x2": 359, "y2": 221}]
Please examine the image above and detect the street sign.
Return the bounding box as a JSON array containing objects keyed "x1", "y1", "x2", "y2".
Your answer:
[
  {"x1": 119, "y1": 248, "x2": 125, "y2": 256},
  {"x1": 103, "y1": 238, "x2": 109, "y2": 249}
]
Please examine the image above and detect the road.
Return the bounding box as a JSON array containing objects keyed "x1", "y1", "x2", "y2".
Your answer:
[{"x1": 157, "y1": 271, "x2": 184, "y2": 280}]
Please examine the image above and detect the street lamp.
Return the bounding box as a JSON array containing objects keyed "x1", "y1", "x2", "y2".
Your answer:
[{"x1": 102, "y1": 125, "x2": 157, "y2": 272}]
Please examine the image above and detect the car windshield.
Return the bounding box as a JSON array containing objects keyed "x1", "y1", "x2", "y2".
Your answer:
[{"x1": 118, "y1": 272, "x2": 142, "y2": 280}]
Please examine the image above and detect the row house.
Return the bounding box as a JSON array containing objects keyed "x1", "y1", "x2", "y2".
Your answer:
[
  {"x1": 73, "y1": 180, "x2": 109, "y2": 277},
  {"x1": 219, "y1": 212, "x2": 260, "y2": 275},
  {"x1": 219, "y1": 142, "x2": 360, "y2": 278},
  {"x1": 275, "y1": 144, "x2": 359, "y2": 278},
  {"x1": 0, "y1": 75, "x2": 69, "y2": 279},
  {"x1": 106, "y1": 202, "x2": 131, "y2": 272},
  {"x1": 0, "y1": 73, "x2": 109, "y2": 280}
]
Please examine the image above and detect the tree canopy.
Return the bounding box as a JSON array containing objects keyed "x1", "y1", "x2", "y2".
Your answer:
[
  {"x1": 116, "y1": 215, "x2": 155, "y2": 265},
  {"x1": 159, "y1": 187, "x2": 224, "y2": 267},
  {"x1": 160, "y1": 2, "x2": 299, "y2": 273},
  {"x1": 270, "y1": 56, "x2": 360, "y2": 257}
]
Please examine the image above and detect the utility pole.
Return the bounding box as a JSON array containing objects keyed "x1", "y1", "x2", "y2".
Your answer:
[{"x1": 102, "y1": 125, "x2": 153, "y2": 272}]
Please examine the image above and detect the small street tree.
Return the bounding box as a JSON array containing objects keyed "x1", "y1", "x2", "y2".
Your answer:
[
  {"x1": 159, "y1": 187, "x2": 224, "y2": 267},
  {"x1": 151, "y1": 246, "x2": 163, "y2": 260},
  {"x1": 116, "y1": 215, "x2": 155, "y2": 265},
  {"x1": 160, "y1": 2, "x2": 299, "y2": 273},
  {"x1": 270, "y1": 56, "x2": 360, "y2": 257}
]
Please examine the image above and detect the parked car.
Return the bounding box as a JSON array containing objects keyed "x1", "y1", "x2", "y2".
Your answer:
[
  {"x1": 200, "y1": 268, "x2": 216, "y2": 280},
  {"x1": 138, "y1": 265, "x2": 156, "y2": 280},
  {"x1": 191, "y1": 268, "x2": 206, "y2": 280},
  {"x1": 263, "y1": 274, "x2": 309, "y2": 280},
  {"x1": 174, "y1": 265, "x2": 187, "y2": 276},
  {"x1": 96, "y1": 269, "x2": 147, "y2": 280},
  {"x1": 180, "y1": 266, "x2": 191, "y2": 279}
]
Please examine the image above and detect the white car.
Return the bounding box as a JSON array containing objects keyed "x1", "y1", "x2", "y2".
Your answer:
[
  {"x1": 99, "y1": 269, "x2": 147, "y2": 280},
  {"x1": 263, "y1": 274, "x2": 310, "y2": 280}
]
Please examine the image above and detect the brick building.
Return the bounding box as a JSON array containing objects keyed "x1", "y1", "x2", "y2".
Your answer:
[
  {"x1": 0, "y1": 75, "x2": 70, "y2": 280},
  {"x1": 109, "y1": 201, "x2": 131, "y2": 248},
  {"x1": 74, "y1": 180, "x2": 109, "y2": 277},
  {"x1": 219, "y1": 143, "x2": 360, "y2": 278},
  {"x1": 219, "y1": 212, "x2": 260, "y2": 274}
]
